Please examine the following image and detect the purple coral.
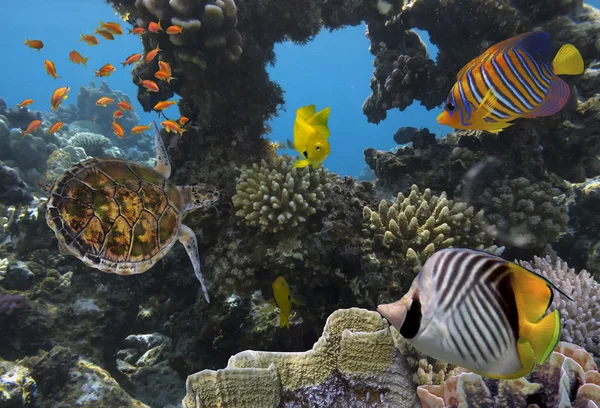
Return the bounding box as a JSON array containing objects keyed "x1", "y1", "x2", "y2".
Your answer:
[{"x1": 0, "y1": 290, "x2": 24, "y2": 315}]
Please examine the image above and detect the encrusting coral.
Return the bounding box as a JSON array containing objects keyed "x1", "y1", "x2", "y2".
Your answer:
[
  {"x1": 417, "y1": 342, "x2": 600, "y2": 408},
  {"x1": 518, "y1": 255, "x2": 600, "y2": 366},
  {"x1": 477, "y1": 177, "x2": 568, "y2": 250},
  {"x1": 363, "y1": 184, "x2": 502, "y2": 273},
  {"x1": 182, "y1": 308, "x2": 419, "y2": 408},
  {"x1": 232, "y1": 156, "x2": 330, "y2": 233}
]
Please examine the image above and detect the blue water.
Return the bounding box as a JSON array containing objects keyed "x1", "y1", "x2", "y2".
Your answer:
[{"x1": 1, "y1": 0, "x2": 598, "y2": 176}]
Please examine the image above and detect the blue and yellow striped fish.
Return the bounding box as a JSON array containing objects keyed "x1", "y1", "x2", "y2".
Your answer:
[
  {"x1": 378, "y1": 248, "x2": 573, "y2": 379},
  {"x1": 437, "y1": 32, "x2": 584, "y2": 133}
]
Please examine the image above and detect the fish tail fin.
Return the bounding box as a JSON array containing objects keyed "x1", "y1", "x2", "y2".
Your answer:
[
  {"x1": 82, "y1": 57, "x2": 89, "y2": 67},
  {"x1": 552, "y1": 44, "x2": 584, "y2": 75},
  {"x1": 279, "y1": 313, "x2": 290, "y2": 329},
  {"x1": 292, "y1": 159, "x2": 310, "y2": 168},
  {"x1": 24, "y1": 38, "x2": 29, "y2": 45},
  {"x1": 79, "y1": 34, "x2": 85, "y2": 42},
  {"x1": 307, "y1": 107, "x2": 331, "y2": 138},
  {"x1": 526, "y1": 310, "x2": 561, "y2": 365},
  {"x1": 158, "y1": 20, "x2": 162, "y2": 30}
]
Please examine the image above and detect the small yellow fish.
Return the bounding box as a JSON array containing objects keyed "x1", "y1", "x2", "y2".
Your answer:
[
  {"x1": 287, "y1": 105, "x2": 331, "y2": 169},
  {"x1": 272, "y1": 276, "x2": 292, "y2": 328}
]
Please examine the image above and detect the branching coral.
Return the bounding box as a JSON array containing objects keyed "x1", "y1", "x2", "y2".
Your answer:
[
  {"x1": 363, "y1": 184, "x2": 502, "y2": 272},
  {"x1": 518, "y1": 255, "x2": 600, "y2": 365},
  {"x1": 232, "y1": 157, "x2": 330, "y2": 233},
  {"x1": 477, "y1": 177, "x2": 568, "y2": 249},
  {"x1": 417, "y1": 342, "x2": 600, "y2": 408},
  {"x1": 68, "y1": 132, "x2": 111, "y2": 157},
  {"x1": 182, "y1": 308, "x2": 419, "y2": 408}
]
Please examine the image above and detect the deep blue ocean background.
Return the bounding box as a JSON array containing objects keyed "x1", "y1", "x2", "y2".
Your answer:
[{"x1": 2, "y1": 0, "x2": 598, "y2": 177}]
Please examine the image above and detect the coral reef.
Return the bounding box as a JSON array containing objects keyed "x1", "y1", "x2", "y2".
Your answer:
[
  {"x1": 0, "y1": 161, "x2": 33, "y2": 205},
  {"x1": 361, "y1": 184, "x2": 501, "y2": 304},
  {"x1": 68, "y1": 132, "x2": 111, "y2": 157},
  {"x1": 0, "y1": 358, "x2": 36, "y2": 407},
  {"x1": 232, "y1": 156, "x2": 330, "y2": 233},
  {"x1": 182, "y1": 308, "x2": 419, "y2": 408},
  {"x1": 476, "y1": 177, "x2": 568, "y2": 250},
  {"x1": 417, "y1": 342, "x2": 600, "y2": 408},
  {"x1": 0, "y1": 290, "x2": 24, "y2": 315},
  {"x1": 518, "y1": 255, "x2": 600, "y2": 365}
]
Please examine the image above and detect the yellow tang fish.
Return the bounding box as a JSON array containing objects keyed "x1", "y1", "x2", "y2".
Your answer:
[
  {"x1": 378, "y1": 248, "x2": 572, "y2": 380},
  {"x1": 272, "y1": 276, "x2": 304, "y2": 328},
  {"x1": 287, "y1": 105, "x2": 331, "y2": 169}
]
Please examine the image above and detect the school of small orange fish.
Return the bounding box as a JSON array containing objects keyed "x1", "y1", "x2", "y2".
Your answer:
[{"x1": 21, "y1": 21, "x2": 188, "y2": 140}]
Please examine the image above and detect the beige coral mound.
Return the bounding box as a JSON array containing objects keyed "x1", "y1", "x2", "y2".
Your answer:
[
  {"x1": 518, "y1": 255, "x2": 600, "y2": 365},
  {"x1": 232, "y1": 157, "x2": 330, "y2": 233},
  {"x1": 363, "y1": 184, "x2": 502, "y2": 272},
  {"x1": 417, "y1": 342, "x2": 600, "y2": 408},
  {"x1": 182, "y1": 308, "x2": 419, "y2": 408}
]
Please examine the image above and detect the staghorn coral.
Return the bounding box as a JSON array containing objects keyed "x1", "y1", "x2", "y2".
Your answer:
[
  {"x1": 417, "y1": 342, "x2": 600, "y2": 408},
  {"x1": 363, "y1": 184, "x2": 502, "y2": 273},
  {"x1": 477, "y1": 177, "x2": 568, "y2": 250},
  {"x1": 182, "y1": 308, "x2": 419, "y2": 408},
  {"x1": 232, "y1": 156, "x2": 330, "y2": 233},
  {"x1": 518, "y1": 255, "x2": 600, "y2": 365},
  {"x1": 68, "y1": 132, "x2": 111, "y2": 157}
]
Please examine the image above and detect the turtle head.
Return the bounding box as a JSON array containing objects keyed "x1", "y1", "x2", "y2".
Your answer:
[{"x1": 182, "y1": 183, "x2": 219, "y2": 212}]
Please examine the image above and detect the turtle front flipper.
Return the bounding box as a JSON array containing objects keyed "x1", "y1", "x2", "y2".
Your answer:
[
  {"x1": 153, "y1": 121, "x2": 172, "y2": 179},
  {"x1": 179, "y1": 224, "x2": 209, "y2": 303}
]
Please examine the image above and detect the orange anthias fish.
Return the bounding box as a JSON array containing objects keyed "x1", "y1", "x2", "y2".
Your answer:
[
  {"x1": 16, "y1": 99, "x2": 34, "y2": 108},
  {"x1": 94, "y1": 63, "x2": 116, "y2": 78},
  {"x1": 96, "y1": 97, "x2": 115, "y2": 107},
  {"x1": 113, "y1": 110, "x2": 124, "y2": 118},
  {"x1": 158, "y1": 61, "x2": 172, "y2": 75},
  {"x1": 138, "y1": 78, "x2": 159, "y2": 92},
  {"x1": 48, "y1": 121, "x2": 64, "y2": 135},
  {"x1": 148, "y1": 21, "x2": 162, "y2": 33},
  {"x1": 112, "y1": 121, "x2": 124, "y2": 138},
  {"x1": 24, "y1": 38, "x2": 43, "y2": 51},
  {"x1": 161, "y1": 119, "x2": 185, "y2": 135},
  {"x1": 154, "y1": 70, "x2": 176, "y2": 83},
  {"x1": 121, "y1": 53, "x2": 142, "y2": 68},
  {"x1": 131, "y1": 123, "x2": 152, "y2": 134},
  {"x1": 44, "y1": 60, "x2": 60, "y2": 79},
  {"x1": 99, "y1": 21, "x2": 123, "y2": 35},
  {"x1": 79, "y1": 34, "x2": 99, "y2": 46},
  {"x1": 117, "y1": 101, "x2": 134, "y2": 111},
  {"x1": 128, "y1": 27, "x2": 146, "y2": 35},
  {"x1": 166, "y1": 25, "x2": 182, "y2": 35},
  {"x1": 94, "y1": 29, "x2": 115, "y2": 40},
  {"x1": 69, "y1": 50, "x2": 89, "y2": 66},
  {"x1": 437, "y1": 32, "x2": 585, "y2": 133},
  {"x1": 22, "y1": 120, "x2": 42, "y2": 137},
  {"x1": 178, "y1": 116, "x2": 189, "y2": 126},
  {"x1": 145, "y1": 45, "x2": 161, "y2": 63},
  {"x1": 51, "y1": 86, "x2": 70, "y2": 110},
  {"x1": 153, "y1": 100, "x2": 177, "y2": 111}
]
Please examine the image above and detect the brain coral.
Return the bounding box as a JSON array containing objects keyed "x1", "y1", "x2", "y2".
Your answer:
[
  {"x1": 68, "y1": 132, "x2": 111, "y2": 157},
  {"x1": 232, "y1": 157, "x2": 330, "y2": 233}
]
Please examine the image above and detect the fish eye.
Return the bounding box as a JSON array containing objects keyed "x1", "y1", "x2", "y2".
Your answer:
[
  {"x1": 399, "y1": 296, "x2": 422, "y2": 339},
  {"x1": 316, "y1": 146, "x2": 321, "y2": 151},
  {"x1": 445, "y1": 102, "x2": 455, "y2": 111}
]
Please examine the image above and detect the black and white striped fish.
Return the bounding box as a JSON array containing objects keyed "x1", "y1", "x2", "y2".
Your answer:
[{"x1": 378, "y1": 248, "x2": 572, "y2": 379}]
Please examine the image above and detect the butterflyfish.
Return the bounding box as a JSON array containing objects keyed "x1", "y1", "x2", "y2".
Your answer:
[
  {"x1": 437, "y1": 32, "x2": 584, "y2": 133},
  {"x1": 377, "y1": 248, "x2": 572, "y2": 380},
  {"x1": 286, "y1": 104, "x2": 331, "y2": 169}
]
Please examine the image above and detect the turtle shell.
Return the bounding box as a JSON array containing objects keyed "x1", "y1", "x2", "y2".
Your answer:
[{"x1": 46, "y1": 158, "x2": 184, "y2": 275}]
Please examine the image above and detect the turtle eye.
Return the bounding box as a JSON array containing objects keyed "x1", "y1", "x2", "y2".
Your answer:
[{"x1": 445, "y1": 102, "x2": 455, "y2": 111}]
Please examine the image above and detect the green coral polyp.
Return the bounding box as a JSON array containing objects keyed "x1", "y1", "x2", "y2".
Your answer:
[
  {"x1": 364, "y1": 185, "x2": 501, "y2": 271},
  {"x1": 232, "y1": 157, "x2": 329, "y2": 233}
]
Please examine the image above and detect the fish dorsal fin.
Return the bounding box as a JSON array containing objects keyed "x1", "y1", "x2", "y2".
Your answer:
[
  {"x1": 552, "y1": 44, "x2": 584, "y2": 75},
  {"x1": 526, "y1": 77, "x2": 570, "y2": 118},
  {"x1": 514, "y1": 32, "x2": 552, "y2": 64},
  {"x1": 306, "y1": 107, "x2": 331, "y2": 138},
  {"x1": 507, "y1": 262, "x2": 555, "y2": 323},
  {"x1": 456, "y1": 54, "x2": 485, "y2": 80},
  {"x1": 296, "y1": 104, "x2": 316, "y2": 120}
]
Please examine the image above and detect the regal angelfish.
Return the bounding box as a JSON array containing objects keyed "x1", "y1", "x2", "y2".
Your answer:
[{"x1": 378, "y1": 248, "x2": 572, "y2": 379}]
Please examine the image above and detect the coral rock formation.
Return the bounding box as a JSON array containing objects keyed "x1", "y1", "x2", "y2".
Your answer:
[{"x1": 182, "y1": 308, "x2": 419, "y2": 408}]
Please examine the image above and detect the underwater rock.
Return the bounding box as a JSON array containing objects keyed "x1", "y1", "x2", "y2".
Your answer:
[
  {"x1": 0, "y1": 358, "x2": 36, "y2": 407},
  {"x1": 0, "y1": 290, "x2": 24, "y2": 315},
  {"x1": 0, "y1": 116, "x2": 10, "y2": 161},
  {"x1": 21, "y1": 346, "x2": 150, "y2": 408},
  {"x1": 0, "y1": 161, "x2": 33, "y2": 205},
  {"x1": 0, "y1": 103, "x2": 42, "y2": 133},
  {"x1": 393, "y1": 126, "x2": 419, "y2": 145},
  {"x1": 3, "y1": 261, "x2": 34, "y2": 291},
  {"x1": 8, "y1": 132, "x2": 48, "y2": 172},
  {"x1": 182, "y1": 308, "x2": 419, "y2": 408},
  {"x1": 417, "y1": 342, "x2": 600, "y2": 408}
]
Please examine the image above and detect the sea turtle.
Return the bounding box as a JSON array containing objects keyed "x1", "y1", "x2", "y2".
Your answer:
[{"x1": 38, "y1": 122, "x2": 218, "y2": 302}]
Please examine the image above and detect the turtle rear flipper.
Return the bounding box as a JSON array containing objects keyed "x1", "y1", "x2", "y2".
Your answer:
[{"x1": 179, "y1": 224, "x2": 209, "y2": 303}]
